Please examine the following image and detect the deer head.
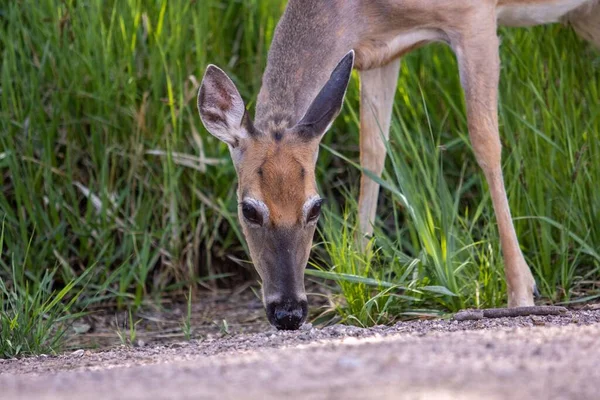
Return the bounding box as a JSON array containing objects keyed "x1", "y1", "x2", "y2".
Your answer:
[{"x1": 197, "y1": 51, "x2": 354, "y2": 330}]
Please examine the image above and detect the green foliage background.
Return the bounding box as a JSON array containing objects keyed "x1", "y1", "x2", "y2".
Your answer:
[{"x1": 1, "y1": 0, "x2": 599, "y2": 354}]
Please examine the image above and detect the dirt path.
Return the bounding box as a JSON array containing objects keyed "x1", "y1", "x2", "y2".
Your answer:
[{"x1": 2, "y1": 309, "x2": 600, "y2": 400}]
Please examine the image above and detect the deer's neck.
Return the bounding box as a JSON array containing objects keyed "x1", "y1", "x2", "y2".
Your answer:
[{"x1": 254, "y1": 0, "x2": 359, "y2": 131}]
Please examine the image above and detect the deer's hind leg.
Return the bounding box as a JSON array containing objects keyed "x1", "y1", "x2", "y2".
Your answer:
[
  {"x1": 358, "y1": 59, "x2": 401, "y2": 237},
  {"x1": 564, "y1": 0, "x2": 600, "y2": 47}
]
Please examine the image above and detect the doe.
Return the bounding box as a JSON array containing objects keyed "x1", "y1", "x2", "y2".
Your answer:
[{"x1": 198, "y1": 0, "x2": 600, "y2": 330}]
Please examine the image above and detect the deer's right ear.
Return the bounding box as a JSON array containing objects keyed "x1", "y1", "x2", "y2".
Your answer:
[{"x1": 197, "y1": 65, "x2": 251, "y2": 148}]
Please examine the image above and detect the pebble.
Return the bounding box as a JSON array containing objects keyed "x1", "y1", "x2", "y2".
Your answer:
[
  {"x1": 72, "y1": 323, "x2": 91, "y2": 334},
  {"x1": 300, "y1": 323, "x2": 313, "y2": 331},
  {"x1": 71, "y1": 349, "x2": 85, "y2": 358},
  {"x1": 530, "y1": 316, "x2": 545, "y2": 326}
]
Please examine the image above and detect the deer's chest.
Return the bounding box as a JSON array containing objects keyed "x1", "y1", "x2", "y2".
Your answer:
[{"x1": 355, "y1": 29, "x2": 447, "y2": 70}]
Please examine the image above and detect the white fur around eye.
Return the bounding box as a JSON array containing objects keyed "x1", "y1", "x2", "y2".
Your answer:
[
  {"x1": 303, "y1": 195, "x2": 322, "y2": 224},
  {"x1": 242, "y1": 198, "x2": 270, "y2": 226}
]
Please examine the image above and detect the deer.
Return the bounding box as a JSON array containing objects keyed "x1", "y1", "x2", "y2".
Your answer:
[{"x1": 197, "y1": 0, "x2": 600, "y2": 330}]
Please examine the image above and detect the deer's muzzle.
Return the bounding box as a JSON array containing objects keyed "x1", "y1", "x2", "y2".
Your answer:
[{"x1": 266, "y1": 298, "x2": 308, "y2": 330}]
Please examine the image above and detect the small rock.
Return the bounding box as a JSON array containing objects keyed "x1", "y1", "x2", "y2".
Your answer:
[
  {"x1": 134, "y1": 339, "x2": 146, "y2": 348},
  {"x1": 71, "y1": 349, "x2": 85, "y2": 358},
  {"x1": 72, "y1": 323, "x2": 91, "y2": 334},
  {"x1": 300, "y1": 323, "x2": 313, "y2": 331},
  {"x1": 531, "y1": 316, "x2": 545, "y2": 326}
]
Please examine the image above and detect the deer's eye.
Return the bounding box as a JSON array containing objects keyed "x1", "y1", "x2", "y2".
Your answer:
[
  {"x1": 242, "y1": 203, "x2": 263, "y2": 226},
  {"x1": 307, "y1": 199, "x2": 324, "y2": 223}
]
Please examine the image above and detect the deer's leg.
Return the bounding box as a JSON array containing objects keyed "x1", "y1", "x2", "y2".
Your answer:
[
  {"x1": 451, "y1": 12, "x2": 535, "y2": 307},
  {"x1": 358, "y1": 59, "x2": 401, "y2": 237}
]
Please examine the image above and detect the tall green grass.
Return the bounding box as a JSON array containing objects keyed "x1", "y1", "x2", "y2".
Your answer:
[
  {"x1": 1, "y1": 0, "x2": 283, "y2": 298},
  {"x1": 1, "y1": 0, "x2": 285, "y2": 356},
  {"x1": 1, "y1": 0, "x2": 598, "y2": 349},
  {"x1": 0, "y1": 220, "x2": 91, "y2": 357}
]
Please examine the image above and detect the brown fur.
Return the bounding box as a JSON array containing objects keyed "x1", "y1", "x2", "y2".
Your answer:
[
  {"x1": 256, "y1": 0, "x2": 597, "y2": 120},
  {"x1": 238, "y1": 136, "x2": 319, "y2": 227},
  {"x1": 563, "y1": 0, "x2": 600, "y2": 46}
]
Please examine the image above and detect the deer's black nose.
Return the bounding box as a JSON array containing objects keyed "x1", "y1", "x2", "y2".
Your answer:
[{"x1": 266, "y1": 299, "x2": 307, "y2": 330}]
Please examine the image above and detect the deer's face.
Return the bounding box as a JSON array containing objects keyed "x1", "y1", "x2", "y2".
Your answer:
[
  {"x1": 197, "y1": 52, "x2": 353, "y2": 330},
  {"x1": 235, "y1": 139, "x2": 321, "y2": 330}
]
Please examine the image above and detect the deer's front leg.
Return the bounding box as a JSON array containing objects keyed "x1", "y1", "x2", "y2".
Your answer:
[
  {"x1": 451, "y1": 13, "x2": 535, "y2": 307},
  {"x1": 358, "y1": 59, "x2": 401, "y2": 237}
]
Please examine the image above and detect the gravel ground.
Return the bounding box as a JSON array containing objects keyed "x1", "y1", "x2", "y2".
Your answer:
[{"x1": 2, "y1": 309, "x2": 600, "y2": 399}]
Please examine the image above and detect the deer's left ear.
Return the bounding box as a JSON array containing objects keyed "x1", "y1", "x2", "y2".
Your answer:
[
  {"x1": 197, "y1": 65, "x2": 254, "y2": 148},
  {"x1": 295, "y1": 50, "x2": 354, "y2": 140}
]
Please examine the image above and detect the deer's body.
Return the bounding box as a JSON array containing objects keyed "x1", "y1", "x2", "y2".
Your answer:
[
  {"x1": 199, "y1": 0, "x2": 600, "y2": 329},
  {"x1": 258, "y1": 0, "x2": 597, "y2": 121}
]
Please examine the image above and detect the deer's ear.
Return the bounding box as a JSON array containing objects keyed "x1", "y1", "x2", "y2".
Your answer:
[
  {"x1": 198, "y1": 65, "x2": 253, "y2": 148},
  {"x1": 295, "y1": 50, "x2": 354, "y2": 140}
]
